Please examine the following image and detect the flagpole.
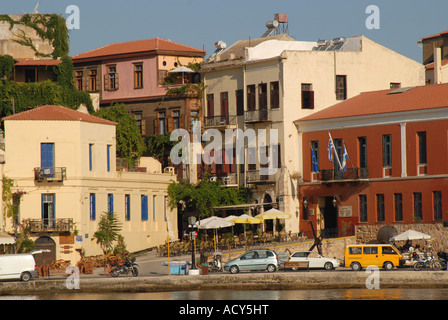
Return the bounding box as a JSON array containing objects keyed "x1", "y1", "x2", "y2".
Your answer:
[
  {"x1": 328, "y1": 132, "x2": 342, "y2": 169},
  {"x1": 344, "y1": 143, "x2": 355, "y2": 169}
]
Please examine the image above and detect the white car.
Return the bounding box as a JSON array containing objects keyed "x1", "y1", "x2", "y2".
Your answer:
[{"x1": 288, "y1": 251, "x2": 340, "y2": 270}]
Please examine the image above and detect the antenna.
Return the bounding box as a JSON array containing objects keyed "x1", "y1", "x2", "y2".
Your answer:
[{"x1": 33, "y1": 1, "x2": 40, "y2": 14}]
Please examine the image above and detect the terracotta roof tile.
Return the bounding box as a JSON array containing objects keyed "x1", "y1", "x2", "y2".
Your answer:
[
  {"x1": 72, "y1": 38, "x2": 206, "y2": 61},
  {"x1": 421, "y1": 30, "x2": 448, "y2": 42},
  {"x1": 296, "y1": 83, "x2": 448, "y2": 122},
  {"x1": 14, "y1": 59, "x2": 61, "y2": 66},
  {"x1": 2, "y1": 105, "x2": 117, "y2": 125}
]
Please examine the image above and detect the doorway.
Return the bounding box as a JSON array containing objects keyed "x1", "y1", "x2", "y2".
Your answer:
[
  {"x1": 34, "y1": 236, "x2": 56, "y2": 266},
  {"x1": 322, "y1": 196, "x2": 338, "y2": 238}
]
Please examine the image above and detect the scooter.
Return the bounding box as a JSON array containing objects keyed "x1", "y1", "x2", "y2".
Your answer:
[{"x1": 110, "y1": 256, "x2": 139, "y2": 277}]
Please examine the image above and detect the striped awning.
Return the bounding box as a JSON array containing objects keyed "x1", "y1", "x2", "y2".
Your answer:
[{"x1": 0, "y1": 232, "x2": 14, "y2": 245}]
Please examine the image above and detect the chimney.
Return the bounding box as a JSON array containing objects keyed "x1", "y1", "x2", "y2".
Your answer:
[{"x1": 434, "y1": 42, "x2": 442, "y2": 84}]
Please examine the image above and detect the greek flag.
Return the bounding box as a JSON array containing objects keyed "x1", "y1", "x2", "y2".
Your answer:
[
  {"x1": 327, "y1": 133, "x2": 334, "y2": 163},
  {"x1": 342, "y1": 144, "x2": 349, "y2": 172}
]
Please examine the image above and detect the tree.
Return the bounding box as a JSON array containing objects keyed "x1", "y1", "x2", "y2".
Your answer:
[
  {"x1": 146, "y1": 132, "x2": 177, "y2": 168},
  {"x1": 93, "y1": 212, "x2": 122, "y2": 254},
  {"x1": 167, "y1": 177, "x2": 251, "y2": 218},
  {"x1": 95, "y1": 104, "x2": 146, "y2": 168}
]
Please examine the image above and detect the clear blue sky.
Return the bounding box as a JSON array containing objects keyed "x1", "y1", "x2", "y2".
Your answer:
[{"x1": 3, "y1": 0, "x2": 447, "y2": 63}]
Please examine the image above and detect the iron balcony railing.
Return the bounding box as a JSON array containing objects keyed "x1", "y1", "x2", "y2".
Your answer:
[
  {"x1": 320, "y1": 168, "x2": 369, "y2": 182},
  {"x1": 34, "y1": 167, "x2": 66, "y2": 182},
  {"x1": 28, "y1": 218, "x2": 74, "y2": 233},
  {"x1": 244, "y1": 109, "x2": 271, "y2": 123},
  {"x1": 204, "y1": 115, "x2": 237, "y2": 127}
]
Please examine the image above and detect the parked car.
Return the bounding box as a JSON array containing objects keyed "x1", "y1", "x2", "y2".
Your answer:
[
  {"x1": 288, "y1": 251, "x2": 340, "y2": 270},
  {"x1": 344, "y1": 244, "x2": 403, "y2": 271},
  {"x1": 0, "y1": 253, "x2": 38, "y2": 282},
  {"x1": 224, "y1": 249, "x2": 280, "y2": 274}
]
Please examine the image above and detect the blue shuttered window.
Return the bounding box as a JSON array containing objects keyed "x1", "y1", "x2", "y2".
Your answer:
[{"x1": 141, "y1": 195, "x2": 148, "y2": 221}]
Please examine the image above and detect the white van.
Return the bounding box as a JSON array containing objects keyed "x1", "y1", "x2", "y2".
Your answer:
[{"x1": 0, "y1": 254, "x2": 38, "y2": 282}]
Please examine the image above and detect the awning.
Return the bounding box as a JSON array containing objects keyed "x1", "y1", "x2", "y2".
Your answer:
[
  {"x1": 213, "y1": 202, "x2": 278, "y2": 210},
  {"x1": 0, "y1": 232, "x2": 15, "y2": 245}
]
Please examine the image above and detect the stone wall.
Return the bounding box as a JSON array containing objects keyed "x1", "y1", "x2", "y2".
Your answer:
[{"x1": 355, "y1": 223, "x2": 448, "y2": 252}]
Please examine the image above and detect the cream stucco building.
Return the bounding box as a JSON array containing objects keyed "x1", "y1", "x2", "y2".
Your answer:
[
  {"x1": 201, "y1": 34, "x2": 425, "y2": 235},
  {"x1": 1, "y1": 105, "x2": 177, "y2": 264}
]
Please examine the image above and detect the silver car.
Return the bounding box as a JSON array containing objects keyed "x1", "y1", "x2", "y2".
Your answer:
[{"x1": 224, "y1": 249, "x2": 280, "y2": 274}]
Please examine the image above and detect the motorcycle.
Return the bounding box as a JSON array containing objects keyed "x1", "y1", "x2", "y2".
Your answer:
[
  {"x1": 413, "y1": 253, "x2": 442, "y2": 271},
  {"x1": 110, "y1": 256, "x2": 139, "y2": 277},
  {"x1": 437, "y1": 251, "x2": 448, "y2": 270}
]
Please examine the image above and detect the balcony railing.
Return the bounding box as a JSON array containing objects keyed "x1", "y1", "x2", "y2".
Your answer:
[
  {"x1": 246, "y1": 169, "x2": 277, "y2": 184},
  {"x1": 320, "y1": 168, "x2": 369, "y2": 182},
  {"x1": 204, "y1": 115, "x2": 237, "y2": 128},
  {"x1": 245, "y1": 109, "x2": 271, "y2": 123},
  {"x1": 34, "y1": 167, "x2": 66, "y2": 182},
  {"x1": 28, "y1": 218, "x2": 74, "y2": 233}
]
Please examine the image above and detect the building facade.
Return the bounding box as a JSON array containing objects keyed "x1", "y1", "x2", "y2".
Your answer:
[
  {"x1": 201, "y1": 34, "x2": 425, "y2": 234},
  {"x1": 1, "y1": 105, "x2": 177, "y2": 263},
  {"x1": 295, "y1": 84, "x2": 448, "y2": 238}
]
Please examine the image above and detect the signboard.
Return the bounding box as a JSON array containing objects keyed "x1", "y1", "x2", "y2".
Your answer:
[{"x1": 339, "y1": 206, "x2": 352, "y2": 217}]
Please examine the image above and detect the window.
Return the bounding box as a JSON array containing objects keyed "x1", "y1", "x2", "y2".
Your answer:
[
  {"x1": 417, "y1": 131, "x2": 427, "y2": 165},
  {"x1": 42, "y1": 194, "x2": 55, "y2": 227},
  {"x1": 220, "y1": 92, "x2": 229, "y2": 123},
  {"x1": 191, "y1": 110, "x2": 199, "y2": 129},
  {"x1": 125, "y1": 194, "x2": 131, "y2": 221},
  {"x1": 270, "y1": 81, "x2": 279, "y2": 109},
  {"x1": 349, "y1": 247, "x2": 362, "y2": 255},
  {"x1": 333, "y1": 138, "x2": 343, "y2": 171},
  {"x1": 158, "y1": 112, "x2": 166, "y2": 135},
  {"x1": 206, "y1": 94, "x2": 214, "y2": 117},
  {"x1": 75, "y1": 70, "x2": 83, "y2": 91},
  {"x1": 236, "y1": 90, "x2": 244, "y2": 116},
  {"x1": 89, "y1": 69, "x2": 97, "y2": 91},
  {"x1": 301, "y1": 83, "x2": 314, "y2": 109},
  {"x1": 302, "y1": 197, "x2": 309, "y2": 221},
  {"x1": 134, "y1": 112, "x2": 143, "y2": 135},
  {"x1": 394, "y1": 193, "x2": 403, "y2": 222},
  {"x1": 414, "y1": 192, "x2": 423, "y2": 221},
  {"x1": 363, "y1": 246, "x2": 378, "y2": 254},
  {"x1": 248, "y1": 147, "x2": 256, "y2": 170},
  {"x1": 271, "y1": 144, "x2": 281, "y2": 169},
  {"x1": 382, "y1": 247, "x2": 398, "y2": 255},
  {"x1": 336, "y1": 75, "x2": 347, "y2": 100},
  {"x1": 172, "y1": 110, "x2": 180, "y2": 130},
  {"x1": 134, "y1": 63, "x2": 143, "y2": 89},
  {"x1": 390, "y1": 82, "x2": 401, "y2": 89},
  {"x1": 434, "y1": 191, "x2": 443, "y2": 221},
  {"x1": 141, "y1": 195, "x2": 148, "y2": 221},
  {"x1": 247, "y1": 85, "x2": 256, "y2": 111},
  {"x1": 258, "y1": 83, "x2": 267, "y2": 110},
  {"x1": 358, "y1": 137, "x2": 367, "y2": 169},
  {"x1": 382, "y1": 134, "x2": 392, "y2": 167},
  {"x1": 41, "y1": 143, "x2": 55, "y2": 171},
  {"x1": 377, "y1": 194, "x2": 385, "y2": 222},
  {"x1": 89, "y1": 143, "x2": 94, "y2": 171},
  {"x1": 105, "y1": 65, "x2": 118, "y2": 91},
  {"x1": 107, "y1": 194, "x2": 114, "y2": 214},
  {"x1": 107, "y1": 145, "x2": 111, "y2": 172},
  {"x1": 310, "y1": 141, "x2": 319, "y2": 172},
  {"x1": 90, "y1": 193, "x2": 96, "y2": 220},
  {"x1": 359, "y1": 195, "x2": 367, "y2": 222}
]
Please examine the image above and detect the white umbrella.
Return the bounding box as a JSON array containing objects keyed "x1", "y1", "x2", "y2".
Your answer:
[
  {"x1": 389, "y1": 230, "x2": 431, "y2": 242},
  {"x1": 0, "y1": 232, "x2": 14, "y2": 245},
  {"x1": 168, "y1": 66, "x2": 195, "y2": 84},
  {"x1": 196, "y1": 216, "x2": 234, "y2": 257}
]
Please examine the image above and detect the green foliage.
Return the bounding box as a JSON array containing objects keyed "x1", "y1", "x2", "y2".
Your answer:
[
  {"x1": 53, "y1": 55, "x2": 75, "y2": 88},
  {"x1": 146, "y1": 132, "x2": 177, "y2": 167},
  {"x1": 168, "y1": 178, "x2": 250, "y2": 218},
  {"x1": 93, "y1": 212, "x2": 122, "y2": 254},
  {"x1": 0, "y1": 55, "x2": 14, "y2": 80},
  {"x1": 95, "y1": 104, "x2": 146, "y2": 167},
  {"x1": 15, "y1": 220, "x2": 36, "y2": 253}
]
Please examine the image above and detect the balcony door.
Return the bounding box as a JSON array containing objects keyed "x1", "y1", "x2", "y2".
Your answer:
[
  {"x1": 42, "y1": 193, "x2": 55, "y2": 227},
  {"x1": 41, "y1": 143, "x2": 54, "y2": 177}
]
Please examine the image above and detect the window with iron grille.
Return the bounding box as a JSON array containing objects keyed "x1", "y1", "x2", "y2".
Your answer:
[
  {"x1": 335, "y1": 75, "x2": 347, "y2": 100},
  {"x1": 376, "y1": 194, "x2": 385, "y2": 222},
  {"x1": 359, "y1": 195, "x2": 367, "y2": 222},
  {"x1": 394, "y1": 193, "x2": 403, "y2": 222},
  {"x1": 434, "y1": 191, "x2": 443, "y2": 221}
]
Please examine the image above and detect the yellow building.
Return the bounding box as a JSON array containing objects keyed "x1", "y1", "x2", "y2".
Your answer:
[{"x1": 1, "y1": 105, "x2": 177, "y2": 264}]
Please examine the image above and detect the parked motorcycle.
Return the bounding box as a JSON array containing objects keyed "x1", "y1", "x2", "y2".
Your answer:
[
  {"x1": 413, "y1": 253, "x2": 442, "y2": 271},
  {"x1": 437, "y1": 251, "x2": 448, "y2": 270},
  {"x1": 110, "y1": 256, "x2": 139, "y2": 277}
]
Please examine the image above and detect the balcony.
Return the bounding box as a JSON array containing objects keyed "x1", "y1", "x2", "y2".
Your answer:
[
  {"x1": 246, "y1": 169, "x2": 277, "y2": 184},
  {"x1": 209, "y1": 173, "x2": 238, "y2": 187},
  {"x1": 34, "y1": 167, "x2": 66, "y2": 182},
  {"x1": 320, "y1": 168, "x2": 369, "y2": 183},
  {"x1": 204, "y1": 115, "x2": 237, "y2": 128},
  {"x1": 29, "y1": 218, "x2": 74, "y2": 233},
  {"x1": 245, "y1": 109, "x2": 271, "y2": 124}
]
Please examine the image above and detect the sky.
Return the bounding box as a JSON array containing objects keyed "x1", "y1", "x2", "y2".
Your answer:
[{"x1": 2, "y1": 0, "x2": 448, "y2": 63}]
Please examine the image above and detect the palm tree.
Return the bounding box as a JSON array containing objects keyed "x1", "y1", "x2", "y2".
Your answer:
[{"x1": 93, "y1": 212, "x2": 122, "y2": 254}]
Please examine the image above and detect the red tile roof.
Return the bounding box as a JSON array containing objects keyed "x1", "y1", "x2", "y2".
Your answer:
[
  {"x1": 296, "y1": 83, "x2": 448, "y2": 122},
  {"x1": 72, "y1": 38, "x2": 206, "y2": 61},
  {"x1": 2, "y1": 105, "x2": 117, "y2": 125},
  {"x1": 425, "y1": 59, "x2": 448, "y2": 70},
  {"x1": 421, "y1": 30, "x2": 448, "y2": 42},
  {"x1": 14, "y1": 59, "x2": 61, "y2": 66}
]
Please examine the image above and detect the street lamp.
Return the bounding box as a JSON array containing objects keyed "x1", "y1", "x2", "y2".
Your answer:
[{"x1": 188, "y1": 216, "x2": 198, "y2": 270}]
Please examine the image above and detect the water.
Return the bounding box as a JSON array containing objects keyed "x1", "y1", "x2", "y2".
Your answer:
[{"x1": 3, "y1": 288, "x2": 448, "y2": 300}]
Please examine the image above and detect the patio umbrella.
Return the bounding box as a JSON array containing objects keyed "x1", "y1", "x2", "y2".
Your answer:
[
  {"x1": 255, "y1": 208, "x2": 291, "y2": 238},
  {"x1": 227, "y1": 214, "x2": 261, "y2": 245},
  {"x1": 168, "y1": 66, "x2": 195, "y2": 84},
  {"x1": 389, "y1": 230, "x2": 431, "y2": 242},
  {"x1": 196, "y1": 216, "x2": 234, "y2": 257}
]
